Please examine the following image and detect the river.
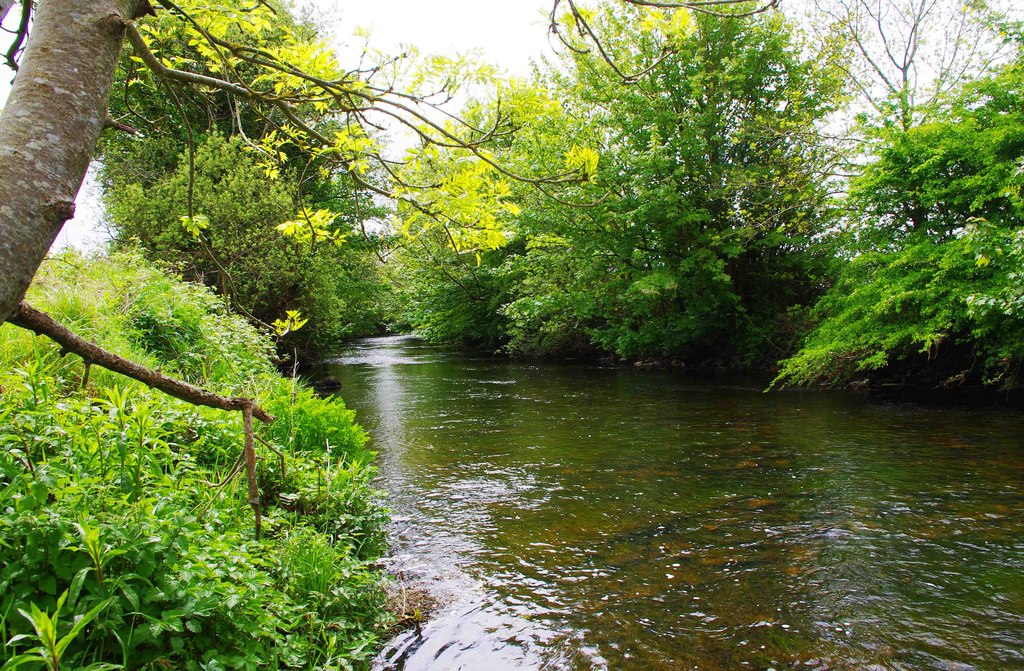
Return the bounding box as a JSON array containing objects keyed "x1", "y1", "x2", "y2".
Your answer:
[{"x1": 321, "y1": 335, "x2": 1024, "y2": 671}]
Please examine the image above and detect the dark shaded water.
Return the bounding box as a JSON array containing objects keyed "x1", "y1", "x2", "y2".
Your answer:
[{"x1": 322, "y1": 335, "x2": 1024, "y2": 671}]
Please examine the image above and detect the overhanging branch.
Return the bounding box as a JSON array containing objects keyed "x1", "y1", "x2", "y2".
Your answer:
[
  {"x1": 10, "y1": 299, "x2": 275, "y2": 536},
  {"x1": 10, "y1": 301, "x2": 275, "y2": 423}
]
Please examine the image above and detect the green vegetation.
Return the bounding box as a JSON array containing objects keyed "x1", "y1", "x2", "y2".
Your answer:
[
  {"x1": 392, "y1": 3, "x2": 1024, "y2": 393},
  {"x1": 98, "y1": 3, "x2": 398, "y2": 358},
  {"x1": 0, "y1": 252, "x2": 390, "y2": 669},
  {"x1": 93, "y1": 1, "x2": 1023, "y2": 391},
  {"x1": 776, "y1": 55, "x2": 1024, "y2": 389},
  {"x1": 103, "y1": 133, "x2": 396, "y2": 355},
  {"x1": 2, "y1": 0, "x2": 1024, "y2": 666},
  {"x1": 398, "y1": 5, "x2": 845, "y2": 366}
]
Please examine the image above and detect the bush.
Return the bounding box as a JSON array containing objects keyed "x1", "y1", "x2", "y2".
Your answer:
[{"x1": 104, "y1": 133, "x2": 395, "y2": 357}]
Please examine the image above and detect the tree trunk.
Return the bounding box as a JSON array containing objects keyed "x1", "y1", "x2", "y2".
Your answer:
[{"x1": 0, "y1": 0, "x2": 149, "y2": 324}]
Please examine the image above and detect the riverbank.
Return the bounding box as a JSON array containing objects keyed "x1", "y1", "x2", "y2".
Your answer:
[
  {"x1": 319, "y1": 335, "x2": 1024, "y2": 410},
  {"x1": 0, "y1": 253, "x2": 392, "y2": 669}
]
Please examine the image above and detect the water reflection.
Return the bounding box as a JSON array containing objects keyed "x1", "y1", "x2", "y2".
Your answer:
[{"x1": 322, "y1": 336, "x2": 1024, "y2": 671}]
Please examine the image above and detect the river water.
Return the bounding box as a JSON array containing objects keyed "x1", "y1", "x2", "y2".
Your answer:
[{"x1": 322, "y1": 335, "x2": 1024, "y2": 671}]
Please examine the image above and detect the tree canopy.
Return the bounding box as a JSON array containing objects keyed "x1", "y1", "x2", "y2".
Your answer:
[
  {"x1": 1, "y1": 0, "x2": 1022, "y2": 390},
  {"x1": 400, "y1": 3, "x2": 846, "y2": 365},
  {"x1": 775, "y1": 53, "x2": 1024, "y2": 389},
  {"x1": 0, "y1": 0, "x2": 786, "y2": 330}
]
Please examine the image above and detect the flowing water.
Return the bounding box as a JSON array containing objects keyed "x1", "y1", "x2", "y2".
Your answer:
[{"x1": 321, "y1": 335, "x2": 1024, "y2": 671}]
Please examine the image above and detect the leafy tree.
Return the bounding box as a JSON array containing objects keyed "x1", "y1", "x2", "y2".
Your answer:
[
  {"x1": 104, "y1": 131, "x2": 394, "y2": 353},
  {"x1": 388, "y1": 77, "x2": 589, "y2": 350},
  {"x1": 776, "y1": 54, "x2": 1024, "y2": 389},
  {"x1": 400, "y1": 3, "x2": 846, "y2": 366},
  {"x1": 92, "y1": 3, "x2": 399, "y2": 353},
  {"x1": 0, "y1": 0, "x2": 780, "y2": 330}
]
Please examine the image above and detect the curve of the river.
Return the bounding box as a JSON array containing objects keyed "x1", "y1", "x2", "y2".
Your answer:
[{"x1": 322, "y1": 335, "x2": 1024, "y2": 671}]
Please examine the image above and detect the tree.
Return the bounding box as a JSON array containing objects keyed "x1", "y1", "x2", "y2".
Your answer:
[
  {"x1": 0, "y1": 0, "x2": 152, "y2": 327},
  {"x1": 104, "y1": 131, "x2": 395, "y2": 352},
  {"x1": 0, "y1": 0, "x2": 16, "y2": 23},
  {"x1": 0, "y1": 0, "x2": 542, "y2": 414},
  {"x1": 398, "y1": 3, "x2": 846, "y2": 364},
  {"x1": 0, "y1": 0, "x2": 781, "y2": 331},
  {"x1": 89, "y1": 4, "x2": 399, "y2": 352},
  {"x1": 0, "y1": 2, "x2": 472, "y2": 327},
  {"x1": 775, "y1": 52, "x2": 1024, "y2": 390},
  {"x1": 811, "y1": 0, "x2": 1018, "y2": 132},
  {"x1": 0, "y1": 0, "x2": 797, "y2": 376}
]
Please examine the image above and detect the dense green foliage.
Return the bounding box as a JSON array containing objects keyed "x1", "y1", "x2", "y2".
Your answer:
[
  {"x1": 103, "y1": 133, "x2": 395, "y2": 354},
  {"x1": 776, "y1": 57, "x2": 1024, "y2": 389},
  {"x1": 0, "y1": 253, "x2": 390, "y2": 669},
  {"x1": 391, "y1": 4, "x2": 1024, "y2": 395},
  {"x1": 100, "y1": 4, "x2": 397, "y2": 357},
  {"x1": 401, "y1": 5, "x2": 845, "y2": 368}
]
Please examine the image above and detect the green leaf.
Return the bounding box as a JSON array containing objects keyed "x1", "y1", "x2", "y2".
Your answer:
[
  {"x1": 1, "y1": 653, "x2": 46, "y2": 671},
  {"x1": 55, "y1": 599, "x2": 111, "y2": 659},
  {"x1": 68, "y1": 568, "x2": 90, "y2": 606},
  {"x1": 179, "y1": 214, "x2": 210, "y2": 239}
]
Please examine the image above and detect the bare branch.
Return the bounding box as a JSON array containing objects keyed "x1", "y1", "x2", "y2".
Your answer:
[
  {"x1": 548, "y1": 0, "x2": 781, "y2": 91},
  {"x1": 3, "y1": 0, "x2": 30, "y2": 72},
  {"x1": 103, "y1": 116, "x2": 140, "y2": 134},
  {"x1": 814, "y1": 0, "x2": 1014, "y2": 130},
  {"x1": 622, "y1": 0, "x2": 778, "y2": 17},
  {"x1": 11, "y1": 298, "x2": 278, "y2": 536},
  {"x1": 242, "y1": 405, "x2": 262, "y2": 539}
]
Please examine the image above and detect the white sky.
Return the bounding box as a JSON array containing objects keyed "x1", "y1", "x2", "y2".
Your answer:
[
  {"x1": 0, "y1": 0, "x2": 554, "y2": 250},
  {"x1": 326, "y1": 0, "x2": 553, "y2": 76}
]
